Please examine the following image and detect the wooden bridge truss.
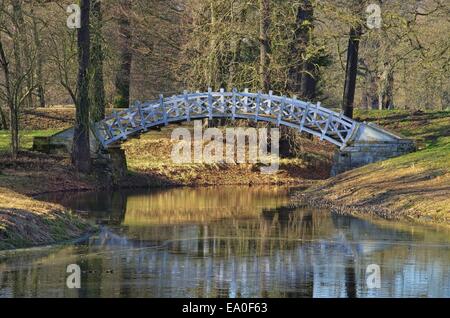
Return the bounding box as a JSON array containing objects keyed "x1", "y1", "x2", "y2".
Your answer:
[{"x1": 94, "y1": 89, "x2": 359, "y2": 149}]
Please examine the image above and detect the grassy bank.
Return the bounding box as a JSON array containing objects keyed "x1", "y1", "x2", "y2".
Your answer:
[
  {"x1": 0, "y1": 187, "x2": 93, "y2": 250},
  {"x1": 0, "y1": 110, "x2": 95, "y2": 249},
  {"x1": 0, "y1": 150, "x2": 96, "y2": 249},
  {"x1": 294, "y1": 110, "x2": 450, "y2": 225}
]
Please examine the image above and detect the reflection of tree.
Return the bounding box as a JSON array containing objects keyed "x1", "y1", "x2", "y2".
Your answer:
[
  {"x1": 123, "y1": 186, "x2": 290, "y2": 225},
  {"x1": 40, "y1": 191, "x2": 128, "y2": 225},
  {"x1": 330, "y1": 213, "x2": 418, "y2": 246},
  {"x1": 345, "y1": 257, "x2": 357, "y2": 298}
]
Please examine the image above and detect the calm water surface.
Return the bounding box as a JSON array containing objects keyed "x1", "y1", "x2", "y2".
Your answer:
[{"x1": 0, "y1": 186, "x2": 449, "y2": 298}]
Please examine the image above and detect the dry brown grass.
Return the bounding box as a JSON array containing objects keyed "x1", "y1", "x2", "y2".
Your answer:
[
  {"x1": 122, "y1": 127, "x2": 332, "y2": 187},
  {"x1": 0, "y1": 151, "x2": 96, "y2": 250},
  {"x1": 0, "y1": 187, "x2": 93, "y2": 250},
  {"x1": 0, "y1": 151, "x2": 96, "y2": 195}
]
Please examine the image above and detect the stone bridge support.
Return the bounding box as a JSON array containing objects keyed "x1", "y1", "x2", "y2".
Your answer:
[
  {"x1": 331, "y1": 122, "x2": 416, "y2": 176},
  {"x1": 93, "y1": 147, "x2": 128, "y2": 187},
  {"x1": 33, "y1": 127, "x2": 128, "y2": 187},
  {"x1": 331, "y1": 140, "x2": 416, "y2": 176}
]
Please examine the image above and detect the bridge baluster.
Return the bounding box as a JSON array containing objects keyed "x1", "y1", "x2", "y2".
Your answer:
[
  {"x1": 300, "y1": 103, "x2": 310, "y2": 132},
  {"x1": 290, "y1": 96, "x2": 297, "y2": 120},
  {"x1": 219, "y1": 88, "x2": 226, "y2": 115},
  {"x1": 232, "y1": 88, "x2": 237, "y2": 120},
  {"x1": 208, "y1": 88, "x2": 213, "y2": 120},
  {"x1": 195, "y1": 90, "x2": 201, "y2": 116},
  {"x1": 267, "y1": 91, "x2": 273, "y2": 116},
  {"x1": 160, "y1": 95, "x2": 168, "y2": 126},
  {"x1": 255, "y1": 92, "x2": 261, "y2": 122},
  {"x1": 313, "y1": 102, "x2": 320, "y2": 122},
  {"x1": 321, "y1": 113, "x2": 333, "y2": 141},
  {"x1": 278, "y1": 96, "x2": 286, "y2": 127},
  {"x1": 102, "y1": 122, "x2": 114, "y2": 140},
  {"x1": 113, "y1": 111, "x2": 127, "y2": 141},
  {"x1": 244, "y1": 88, "x2": 249, "y2": 113},
  {"x1": 137, "y1": 102, "x2": 147, "y2": 131},
  {"x1": 184, "y1": 90, "x2": 191, "y2": 122}
]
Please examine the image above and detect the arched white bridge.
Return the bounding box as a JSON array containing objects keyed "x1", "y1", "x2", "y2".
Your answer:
[
  {"x1": 94, "y1": 89, "x2": 366, "y2": 149},
  {"x1": 93, "y1": 89, "x2": 414, "y2": 174}
]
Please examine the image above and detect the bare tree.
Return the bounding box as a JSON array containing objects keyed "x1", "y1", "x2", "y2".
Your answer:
[
  {"x1": 114, "y1": 0, "x2": 133, "y2": 108},
  {"x1": 342, "y1": 7, "x2": 363, "y2": 118},
  {"x1": 72, "y1": 0, "x2": 91, "y2": 173},
  {"x1": 32, "y1": 3, "x2": 45, "y2": 108},
  {"x1": 0, "y1": 107, "x2": 7, "y2": 129},
  {"x1": 298, "y1": 1, "x2": 316, "y2": 100},
  {"x1": 0, "y1": 0, "x2": 36, "y2": 158},
  {"x1": 259, "y1": 0, "x2": 270, "y2": 92},
  {"x1": 89, "y1": 0, "x2": 105, "y2": 122}
]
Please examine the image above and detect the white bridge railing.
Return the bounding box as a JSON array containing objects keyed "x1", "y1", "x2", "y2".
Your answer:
[{"x1": 94, "y1": 89, "x2": 359, "y2": 149}]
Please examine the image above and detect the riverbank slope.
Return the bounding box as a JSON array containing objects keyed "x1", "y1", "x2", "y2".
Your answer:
[
  {"x1": 0, "y1": 187, "x2": 93, "y2": 250},
  {"x1": 294, "y1": 110, "x2": 450, "y2": 225}
]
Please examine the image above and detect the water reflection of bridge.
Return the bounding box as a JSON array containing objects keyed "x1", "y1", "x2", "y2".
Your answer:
[
  {"x1": 17, "y1": 188, "x2": 450, "y2": 298},
  {"x1": 83, "y1": 208, "x2": 448, "y2": 298}
]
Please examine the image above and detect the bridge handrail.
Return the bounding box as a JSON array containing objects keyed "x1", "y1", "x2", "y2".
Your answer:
[
  {"x1": 104, "y1": 92, "x2": 354, "y2": 124},
  {"x1": 95, "y1": 89, "x2": 358, "y2": 149}
]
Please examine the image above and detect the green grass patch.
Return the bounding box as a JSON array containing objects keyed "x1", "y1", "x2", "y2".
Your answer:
[
  {"x1": 0, "y1": 129, "x2": 60, "y2": 152},
  {"x1": 377, "y1": 136, "x2": 450, "y2": 172},
  {"x1": 354, "y1": 109, "x2": 450, "y2": 146}
]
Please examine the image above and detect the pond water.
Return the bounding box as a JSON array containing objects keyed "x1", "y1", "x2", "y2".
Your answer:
[{"x1": 0, "y1": 186, "x2": 449, "y2": 298}]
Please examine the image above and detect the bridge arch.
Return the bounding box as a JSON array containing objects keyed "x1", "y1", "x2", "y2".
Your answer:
[
  {"x1": 94, "y1": 89, "x2": 360, "y2": 149},
  {"x1": 93, "y1": 89, "x2": 415, "y2": 176}
]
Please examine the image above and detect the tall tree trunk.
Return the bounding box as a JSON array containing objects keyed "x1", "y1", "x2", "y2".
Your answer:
[
  {"x1": 259, "y1": 0, "x2": 270, "y2": 92},
  {"x1": 89, "y1": 0, "x2": 106, "y2": 122},
  {"x1": 227, "y1": 39, "x2": 241, "y2": 90},
  {"x1": 0, "y1": 40, "x2": 18, "y2": 158},
  {"x1": 342, "y1": 24, "x2": 362, "y2": 118},
  {"x1": 72, "y1": 0, "x2": 91, "y2": 173},
  {"x1": 0, "y1": 106, "x2": 7, "y2": 130},
  {"x1": 207, "y1": 2, "x2": 220, "y2": 127},
  {"x1": 9, "y1": 0, "x2": 24, "y2": 157},
  {"x1": 114, "y1": 0, "x2": 132, "y2": 108},
  {"x1": 287, "y1": 1, "x2": 316, "y2": 100},
  {"x1": 207, "y1": 1, "x2": 218, "y2": 89},
  {"x1": 380, "y1": 67, "x2": 394, "y2": 109},
  {"x1": 11, "y1": 0, "x2": 23, "y2": 85},
  {"x1": 9, "y1": 106, "x2": 19, "y2": 159},
  {"x1": 14, "y1": 0, "x2": 33, "y2": 109},
  {"x1": 361, "y1": 68, "x2": 379, "y2": 110},
  {"x1": 301, "y1": 56, "x2": 317, "y2": 100},
  {"x1": 299, "y1": 1, "x2": 316, "y2": 100},
  {"x1": 283, "y1": 1, "x2": 317, "y2": 152},
  {"x1": 32, "y1": 12, "x2": 45, "y2": 108}
]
